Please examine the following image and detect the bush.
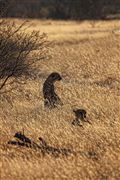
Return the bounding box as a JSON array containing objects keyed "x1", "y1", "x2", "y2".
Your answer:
[{"x1": 0, "y1": 1, "x2": 49, "y2": 91}]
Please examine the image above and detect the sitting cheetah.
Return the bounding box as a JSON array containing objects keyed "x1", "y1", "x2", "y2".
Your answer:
[{"x1": 43, "y1": 72, "x2": 62, "y2": 108}]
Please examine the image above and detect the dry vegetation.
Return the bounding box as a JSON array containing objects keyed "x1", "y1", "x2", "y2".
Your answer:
[{"x1": 0, "y1": 19, "x2": 120, "y2": 180}]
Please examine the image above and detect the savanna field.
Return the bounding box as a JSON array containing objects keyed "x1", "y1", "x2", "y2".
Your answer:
[{"x1": 0, "y1": 19, "x2": 120, "y2": 180}]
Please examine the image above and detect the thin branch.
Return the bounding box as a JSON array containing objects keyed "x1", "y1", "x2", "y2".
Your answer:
[{"x1": 0, "y1": 73, "x2": 13, "y2": 90}]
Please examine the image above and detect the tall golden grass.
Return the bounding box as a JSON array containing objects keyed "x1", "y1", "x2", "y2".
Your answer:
[{"x1": 0, "y1": 19, "x2": 120, "y2": 180}]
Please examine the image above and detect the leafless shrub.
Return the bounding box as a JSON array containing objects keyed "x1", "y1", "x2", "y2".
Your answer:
[
  {"x1": 0, "y1": 0, "x2": 49, "y2": 91},
  {"x1": 0, "y1": 19, "x2": 49, "y2": 91}
]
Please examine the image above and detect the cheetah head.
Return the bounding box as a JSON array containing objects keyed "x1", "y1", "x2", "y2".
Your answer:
[{"x1": 48, "y1": 72, "x2": 62, "y2": 82}]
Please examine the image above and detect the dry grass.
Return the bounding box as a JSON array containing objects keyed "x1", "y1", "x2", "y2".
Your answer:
[{"x1": 0, "y1": 19, "x2": 120, "y2": 180}]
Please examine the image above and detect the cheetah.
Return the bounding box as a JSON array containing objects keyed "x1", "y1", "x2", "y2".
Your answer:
[
  {"x1": 72, "y1": 109, "x2": 90, "y2": 126},
  {"x1": 43, "y1": 72, "x2": 62, "y2": 108}
]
